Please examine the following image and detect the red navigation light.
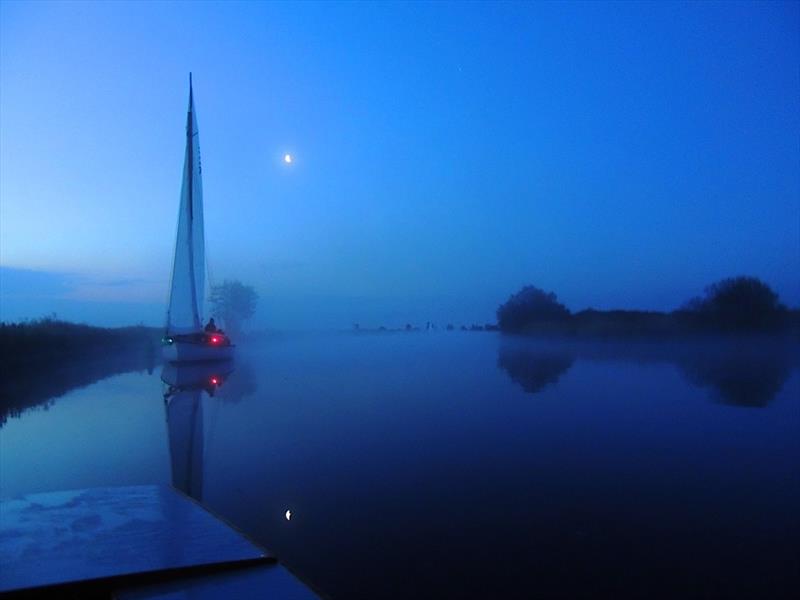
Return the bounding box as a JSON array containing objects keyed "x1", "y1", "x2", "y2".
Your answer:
[
  {"x1": 211, "y1": 336, "x2": 220, "y2": 344},
  {"x1": 210, "y1": 377, "x2": 219, "y2": 386}
]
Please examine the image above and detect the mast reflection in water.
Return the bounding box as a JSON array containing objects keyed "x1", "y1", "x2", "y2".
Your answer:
[{"x1": 162, "y1": 361, "x2": 234, "y2": 501}]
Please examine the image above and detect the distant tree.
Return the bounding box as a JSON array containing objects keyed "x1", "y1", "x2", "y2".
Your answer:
[
  {"x1": 497, "y1": 286, "x2": 571, "y2": 332},
  {"x1": 682, "y1": 276, "x2": 787, "y2": 331},
  {"x1": 209, "y1": 280, "x2": 258, "y2": 335}
]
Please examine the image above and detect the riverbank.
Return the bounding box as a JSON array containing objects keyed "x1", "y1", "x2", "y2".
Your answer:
[
  {"x1": 0, "y1": 319, "x2": 162, "y2": 426},
  {"x1": 0, "y1": 318, "x2": 160, "y2": 368},
  {"x1": 503, "y1": 308, "x2": 800, "y2": 338},
  {"x1": 350, "y1": 309, "x2": 800, "y2": 338},
  {"x1": 496, "y1": 278, "x2": 800, "y2": 337}
]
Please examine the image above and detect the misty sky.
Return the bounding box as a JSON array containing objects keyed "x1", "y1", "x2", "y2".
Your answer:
[{"x1": 1, "y1": 1, "x2": 798, "y2": 329}]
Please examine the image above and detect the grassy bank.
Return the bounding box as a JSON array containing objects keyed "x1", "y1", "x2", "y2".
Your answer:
[
  {"x1": 0, "y1": 318, "x2": 162, "y2": 426},
  {"x1": 0, "y1": 318, "x2": 161, "y2": 369}
]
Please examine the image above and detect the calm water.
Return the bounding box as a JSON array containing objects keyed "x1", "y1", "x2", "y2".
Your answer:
[{"x1": 1, "y1": 333, "x2": 798, "y2": 598}]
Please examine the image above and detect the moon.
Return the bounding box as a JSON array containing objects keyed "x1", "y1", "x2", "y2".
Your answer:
[
  {"x1": 285, "y1": 509, "x2": 292, "y2": 521},
  {"x1": 283, "y1": 153, "x2": 293, "y2": 164}
]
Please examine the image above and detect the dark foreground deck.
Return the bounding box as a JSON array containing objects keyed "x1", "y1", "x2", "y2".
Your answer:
[{"x1": 0, "y1": 485, "x2": 317, "y2": 599}]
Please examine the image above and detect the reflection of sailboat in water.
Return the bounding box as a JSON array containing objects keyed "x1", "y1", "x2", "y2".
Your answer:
[
  {"x1": 162, "y1": 361, "x2": 233, "y2": 501},
  {"x1": 162, "y1": 74, "x2": 233, "y2": 363}
]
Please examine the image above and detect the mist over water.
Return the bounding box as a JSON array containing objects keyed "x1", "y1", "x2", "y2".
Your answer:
[
  {"x1": 2, "y1": 332, "x2": 798, "y2": 598},
  {"x1": 1, "y1": 2, "x2": 798, "y2": 597}
]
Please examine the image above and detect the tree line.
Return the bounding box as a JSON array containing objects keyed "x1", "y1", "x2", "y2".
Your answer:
[{"x1": 496, "y1": 276, "x2": 797, "y2": 335}]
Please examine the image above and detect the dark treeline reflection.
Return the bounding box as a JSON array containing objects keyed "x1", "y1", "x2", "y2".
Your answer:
[
  {"x1": 497, "y1": 337, "x2": 799, "y2": 407},
  {"x1": 496, "y1": 346, "x2": 574, "y2": 394},
  {"x1": 678, "y1": 347, "x2": 794, "y2": 407},
  {"x1": 0, "y1": 345, "x2": 156, "y2": 427}
]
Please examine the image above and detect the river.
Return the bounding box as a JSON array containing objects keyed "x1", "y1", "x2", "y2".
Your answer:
[{"x1": 1, "y1": 332, "x2": 798, "y2": 598}]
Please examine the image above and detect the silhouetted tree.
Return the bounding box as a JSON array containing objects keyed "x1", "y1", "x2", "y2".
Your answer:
[
  {"x1": 683, "y1": 276, "x2": 787, "y2": 331},
  {"x1": 497, "y1": 286, "x2": 571, "y2": 332},
  {"x1": 209, "y1": 280, "x2": 258, "y2": 336}
]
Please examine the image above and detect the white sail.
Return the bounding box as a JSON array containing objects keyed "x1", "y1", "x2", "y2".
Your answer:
[{"x1": 166, "y1": 76, "x2": 206, "y2": 335}]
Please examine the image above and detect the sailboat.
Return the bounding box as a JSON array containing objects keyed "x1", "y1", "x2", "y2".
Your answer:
[{"x1": 162, "y1": 75, "x2": 233, "y2": 363}]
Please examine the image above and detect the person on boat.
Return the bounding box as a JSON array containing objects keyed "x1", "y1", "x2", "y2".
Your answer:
[{"x1": 204, "y1": 318, "x2": 218, "y2": 333}]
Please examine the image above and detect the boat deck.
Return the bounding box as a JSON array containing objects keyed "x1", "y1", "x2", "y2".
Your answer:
[
  {"x1": 115, "y1": 562, "x2": 319, "y2": 600},
  {"x1": 0, "y1": 485, "x2": 316, "y2": 598}
]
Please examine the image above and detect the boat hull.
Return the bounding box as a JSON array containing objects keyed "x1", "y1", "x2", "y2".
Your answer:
[{"x1": 162, "y1": 341, "x2": 234, "y2": 364}]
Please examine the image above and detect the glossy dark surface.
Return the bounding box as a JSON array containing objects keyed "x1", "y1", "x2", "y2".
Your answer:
[
  {"x1": 116, "y1": 562, "x2": 320, "y2": 600},
  {"x1": 1, "y1": 333, "x2": 798, "y2": 598},
  {"x1": 0, "y1": 485, "x2": 267, "y2": 593}
]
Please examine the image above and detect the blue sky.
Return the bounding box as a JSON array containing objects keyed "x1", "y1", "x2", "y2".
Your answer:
[{"x1": 1, "y1": 1, "x2": 798, "y2": 328}]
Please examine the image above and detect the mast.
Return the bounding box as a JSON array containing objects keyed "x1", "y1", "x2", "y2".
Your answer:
[{"x1": 186, "y1": 73, "x2": 201, "y2": 330}]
